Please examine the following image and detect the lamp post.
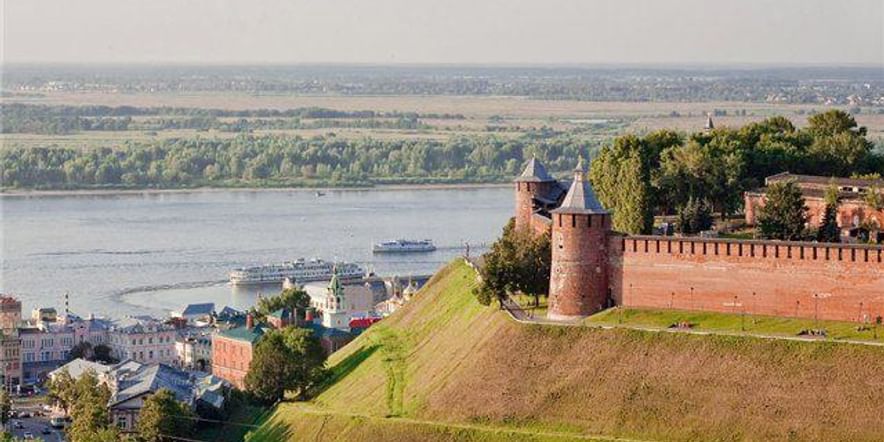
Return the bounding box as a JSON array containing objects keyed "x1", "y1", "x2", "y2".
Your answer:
[
  {"x1": 669, "y1": 291, "x2": 674, "y2": 309},
  {"x1": 752, "y1": 291, "x2": 757, "y2": 326},
  {"x1": 690, "y1": 287, "x2": 694, "y2": 310}
]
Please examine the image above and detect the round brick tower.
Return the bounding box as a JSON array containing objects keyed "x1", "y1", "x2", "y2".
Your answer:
[
  {"x1": 514, "y1": 157, "x2": 556, "y2": 232},
  {"x1": 548, "y1": 162, "x2": 611, "y2": 321}
]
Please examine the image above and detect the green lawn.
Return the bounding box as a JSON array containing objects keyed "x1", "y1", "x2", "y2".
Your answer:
[
  {"x1": 511, "y1": 293, "x2": 549, "y2": 317},
  {"x1": 584, "y1": 307, "x2": 884, "y2": 343}
]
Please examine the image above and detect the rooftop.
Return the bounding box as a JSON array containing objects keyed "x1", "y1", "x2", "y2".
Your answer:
[
  {"x1": 179, "y1": 303, "x2": 215, "y2": 317},
  {"x1": 110, "y1": 363, "x2": 194, "y2": 407},
  {"x1": 217, "y1": 324, "x2": 268, "y2": 344},
  {"x1": 551, "y1": 161, "x2": 607, "y2": 215},
  {"x1": 766, "y1": 172, "x2": 883, "y2": 189},
  {"x1": 515, "y1": 157, "x2": 555, "y2": 183}
]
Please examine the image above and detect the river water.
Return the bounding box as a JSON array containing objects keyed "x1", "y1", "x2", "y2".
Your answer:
[{"x1": 0, "y1": 187, "x2": 511, "y2": 318}]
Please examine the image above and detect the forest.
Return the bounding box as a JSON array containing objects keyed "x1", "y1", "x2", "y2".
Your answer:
[{"x1": 0, "y1": 103, "x2": 463, "y2": 135}]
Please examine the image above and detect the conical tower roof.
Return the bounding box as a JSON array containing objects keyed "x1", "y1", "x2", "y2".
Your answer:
[
  {"x1": 515, "y1": 157, "x2": 555, "y2": 182},
  {"x1": 551, "y1": 160, "x2": 607, "y2": 214}
]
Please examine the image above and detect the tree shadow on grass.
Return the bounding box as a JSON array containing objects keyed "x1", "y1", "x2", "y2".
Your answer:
[{"x1": 314, "y1": 344, "x2": 380, "y2": 395}]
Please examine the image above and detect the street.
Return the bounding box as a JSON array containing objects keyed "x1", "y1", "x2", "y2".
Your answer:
[{"x1": 8, "y1": 397, "x2": 65, "y2": 442}]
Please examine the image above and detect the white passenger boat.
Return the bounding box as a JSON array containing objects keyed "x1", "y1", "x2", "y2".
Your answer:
[
  {"x1": 229, "y1": 259, "x2": 363, "y2": 285},
  {"x1": 372, "y1": 239, "x2": 436, "y2": 253}
]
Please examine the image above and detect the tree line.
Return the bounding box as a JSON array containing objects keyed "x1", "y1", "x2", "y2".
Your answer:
[
  {"x1": 1, "y1": 132, "x2": 598, "y2": 189},
  {"x1": 589, "y1": 110, "x2": 883, "y2": 234},
  {"x1": 1, "y1": 103, "x2": 463, "y2": 135}
]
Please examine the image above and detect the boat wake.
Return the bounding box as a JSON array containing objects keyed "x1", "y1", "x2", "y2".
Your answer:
[{"x1": 110, "y1": 279, "x2": 227, "y2": 299}]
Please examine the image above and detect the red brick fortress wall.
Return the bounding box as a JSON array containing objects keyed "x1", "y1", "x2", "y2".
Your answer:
[{"x1": 608, "y1": 236, "x2": 884, "y2": 322}]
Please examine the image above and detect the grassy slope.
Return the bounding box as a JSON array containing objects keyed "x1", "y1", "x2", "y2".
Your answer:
[
  {"x1": 249, "y1": 260, "x2": 884, "y2": 442},
  {"x1": 586, "y1": 308, "x2": 884, "y2": 343}
]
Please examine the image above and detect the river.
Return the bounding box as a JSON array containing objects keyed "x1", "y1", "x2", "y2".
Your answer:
[{"x1": 0, "y1": 187, "x2": 512, "y2": 318}]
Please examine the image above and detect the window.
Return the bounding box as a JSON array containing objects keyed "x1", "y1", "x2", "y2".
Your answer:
[
  {"x1": 116, "y1": 416, "x2": 128, "y2": 429},
  {"x1": 149, "y1": 351, "x2": 154, "y2": 359},
  {"x1": 23, "y1": 353, "x2": 34, "y2": 363},
  {"x1": 149, "y1": 338, "x2": 153, "y2": 344}
]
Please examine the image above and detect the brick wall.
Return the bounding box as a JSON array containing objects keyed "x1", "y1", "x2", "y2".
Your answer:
[
  {"x1": 608, "y1": 235, "x2": 884, "y2": 322},
  {"x1": 745, "y1": 192, "x2": 884, "y2": 231},
  {"x1": 211, "y1": 335, "x2": 253, "y2": 389}
]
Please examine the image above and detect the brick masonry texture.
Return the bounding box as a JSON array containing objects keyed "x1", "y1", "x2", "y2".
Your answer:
[
  {"x1": 608, "y1": 236, "x2": 884, "y2": 322},
  {"x1": 514, "y1": 182, "x2": 884, "y2": 322},
  {"x1": 548, "y1": 213, "x2": 611, "y2": 319}
]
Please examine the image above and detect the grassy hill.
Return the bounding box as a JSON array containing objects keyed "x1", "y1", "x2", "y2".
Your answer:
[{"x1": 247, "y1": 260, "x2": 884, "y2": 441}]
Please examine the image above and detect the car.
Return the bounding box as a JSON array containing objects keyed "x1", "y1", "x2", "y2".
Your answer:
[
  {"x1": 22, "y1": 432, "x2": 33, "y2": 439},
  {"x1": 12, "y1": 420, "x2": 24, "y2": 429},
  {"x1": 17, "y1": 411, "x2": 32, "y2": 418},
  {"x1": 41, "y1": 427, "x2": 52, "y2": 435}
]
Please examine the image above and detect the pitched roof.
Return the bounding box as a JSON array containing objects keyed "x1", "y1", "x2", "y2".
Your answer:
[
  {"x1": 49, "y1": 358, "x2": 111, "y2": 380},
  {"x1": 514, "y1": 157, "x2": 555, "y2": 183},
  {"x1": 181, "y1": 303, "x2": 215, "y2": 316},
  {"x1": 551, "y1": 161, "x2": 607, "y2": 214},
  {"x1": 110, "y1": 363, "x2": 194, "y2": 407},
  {"x1": 217, "y1": 324, "x2": 267, "y2": 344}
]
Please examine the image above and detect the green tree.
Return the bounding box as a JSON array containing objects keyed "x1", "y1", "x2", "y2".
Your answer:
[
  {"x1": 68, "y1": 371, "x2": 113, "y2": 442},
  {"x1": 757, "y1": 181, "x2": 808, "y2": 240},
  {"x1": 93, "y1": 344, "x2": 114, "y2": 363},
  {"x1": 0, "y1": 390, "x2": 10, "y2": 428},
  {"x1": 476, "y1": 218, "x2": 551, "y2": 307},
  {"x1": 67, "y1": 341, "x2": 93, "y2": 361},
  {"x1": 676, "y1": 197, "x2": 713, "y2": 235},
  {"x1": 47, "y1": 369, "x2": 76, "y2": 413},
  {"x1": 818, "y1": 183, "x2": 842, "y2": 243},
  {"x1": 256, "y1": 288, "x2": 310, "y2": 320},
  {"x1": 245, "y1": 327, "x2": 327, "y2": 403},
  {"x1": 590, "y1": 136, "x2": 654, "y2": 234},
  {"x1": 806, "y1": 109, "x2": 867, "y2": 137},
  {"x1": 136, "y1": 389, "x2": 196, "y2": 442}
]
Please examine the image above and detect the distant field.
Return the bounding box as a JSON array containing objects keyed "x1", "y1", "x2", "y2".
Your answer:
[{"x1": 5, "y1": 91, "x2": 883, "y2": 138}]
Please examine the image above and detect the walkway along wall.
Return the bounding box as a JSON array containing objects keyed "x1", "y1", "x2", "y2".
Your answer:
[{"x1": 607, "y1": 236, "x2": 884, "y2": 323}]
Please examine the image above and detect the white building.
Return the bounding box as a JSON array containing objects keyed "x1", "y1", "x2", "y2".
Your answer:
[
  {"x1": 304, "y1": 274, "x2": 376, "y2": 331},
  {"x1": 108, "y1": 316, "x2": 177, "y2": 365}
]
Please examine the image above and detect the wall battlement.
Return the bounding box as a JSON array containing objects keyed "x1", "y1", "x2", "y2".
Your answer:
[
  {"x1": 618, "y1": 236, "x2": 884, "y2": 265},
  {"x1": 513, "y1": 159, "x2": 884, "y2": 323},
  {"x1": 609, "y1": 235, "x2": 884, "y2": 322}
]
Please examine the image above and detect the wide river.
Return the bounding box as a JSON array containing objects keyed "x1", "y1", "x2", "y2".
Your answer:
[{"x1": 1, "y1": 187, "x2": 512, "y2": 317}]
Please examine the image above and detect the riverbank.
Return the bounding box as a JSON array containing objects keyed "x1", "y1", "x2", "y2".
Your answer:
[{"x1": 0, "y1": 182, "x2": 511, "y2": 197}]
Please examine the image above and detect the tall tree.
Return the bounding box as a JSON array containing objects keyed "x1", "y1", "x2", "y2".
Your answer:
[
  {"x1": 245, "y1": 327, "x2": 327, "y2": 403},
  {"x1": 0, "y1": 390, "x2": 10, "y2": 428},
  {"x1": 47, "y1": 369, "x2": 76, "y2": 413},
  {"x1": 67, "y1": 371, "x2": 114, "y2": 442},
  {"x1": 757, "y1": 181, "x2": 808, "y2": 240},
  {"x1": 676, "y1": 197, "x2": 713, "y2": 235},
  {"x1": 590, "y1": 135, "x2": 654, "y2": 234},
  {"x1": 818, "y1": 184, "x2": 842, "y2": 243},
  {"x1": 136, "y1": 389, "x2": 195, "y2": 442},
  {"x1": 477, "y1": 219, "x2": 551, "y2": 307}
]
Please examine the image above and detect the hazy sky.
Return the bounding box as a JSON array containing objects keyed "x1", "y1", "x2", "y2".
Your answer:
[{"x1": 3, "y1": 0, "x2": 883, "y2": 65}]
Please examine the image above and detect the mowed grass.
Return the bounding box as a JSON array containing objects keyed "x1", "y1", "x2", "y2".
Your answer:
[
  {"x1": 585, "y1": 307, "x2": 884, "y2": 343},
  {"x1": 251, "y1": 259, "x2": 884, "y2": 441}
]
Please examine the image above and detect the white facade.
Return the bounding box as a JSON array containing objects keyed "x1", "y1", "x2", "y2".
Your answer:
[{"x1": 108, "y1": 317, "x2": 177, "y2": 364}]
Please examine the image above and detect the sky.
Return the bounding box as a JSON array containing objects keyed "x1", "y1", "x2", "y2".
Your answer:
[{"x1": 3, "y1": 0, "x2": 883, "y2": 66}]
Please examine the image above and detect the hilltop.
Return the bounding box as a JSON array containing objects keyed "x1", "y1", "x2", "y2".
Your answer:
[{"x1": 247, "y1": 260, "x2": 884, "y2": 441}]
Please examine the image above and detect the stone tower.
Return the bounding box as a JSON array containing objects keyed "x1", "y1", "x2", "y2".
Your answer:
[
  {"x1": 514, "y1": 157, "x2": 556, "y2": 232},
  {"x1": 548, "y1": 161, "x2": 611, "y2": 321}
]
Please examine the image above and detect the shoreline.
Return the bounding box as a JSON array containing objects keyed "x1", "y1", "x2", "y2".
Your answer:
[{"x1": 0, "y1": 182, "x2": 511, "y2": 197}]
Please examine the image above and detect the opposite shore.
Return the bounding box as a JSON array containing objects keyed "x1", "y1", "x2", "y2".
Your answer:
[{"x1": 0, "y1": 182, "x2": 511, "y2": 197}]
